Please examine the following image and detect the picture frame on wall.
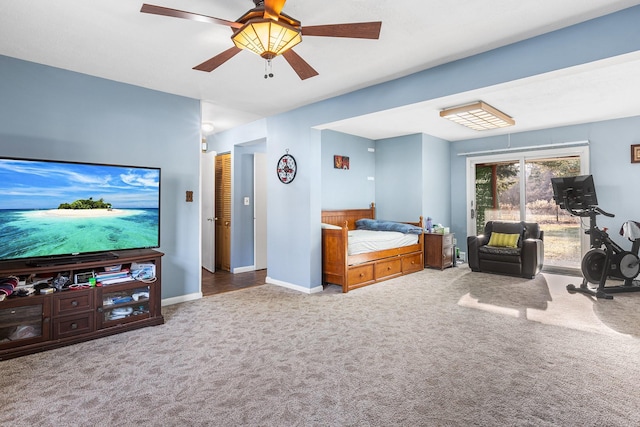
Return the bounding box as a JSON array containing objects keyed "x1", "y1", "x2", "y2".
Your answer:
[
  {"x1": 632, "y1": 144, "x2": 640, "y2": 163},
  {"x1": 334, "y1": 155, "x2": 350, "y2": 170}
]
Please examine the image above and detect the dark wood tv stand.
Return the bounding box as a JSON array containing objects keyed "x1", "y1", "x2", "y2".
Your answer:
[{"x1": 0, "y1": 249, "x2": 164, "y2": 360}]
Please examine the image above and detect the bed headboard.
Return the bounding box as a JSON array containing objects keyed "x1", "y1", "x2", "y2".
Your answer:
[{"x1": 321, "y1": 202, "x2": 375, "y2": 230}]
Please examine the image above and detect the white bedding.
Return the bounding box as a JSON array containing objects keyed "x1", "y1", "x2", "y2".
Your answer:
[{"x1": 348, "y1": 229, "x2": 419, "y2": 255}]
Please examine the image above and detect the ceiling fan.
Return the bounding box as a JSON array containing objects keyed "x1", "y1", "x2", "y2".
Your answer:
[{"x1": 140, "y1": 0, "x2": 382, "y2": 80}]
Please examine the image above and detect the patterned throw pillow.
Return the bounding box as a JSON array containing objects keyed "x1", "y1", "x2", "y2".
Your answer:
[{"x1": 487, "y1": 232, "x2": 520, "y2": 248}]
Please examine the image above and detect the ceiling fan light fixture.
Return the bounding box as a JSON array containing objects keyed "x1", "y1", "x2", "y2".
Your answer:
[
  {"x1": 232, "y1": 19, "x2": 302, "y2": 59},
  {"x1": 440, "y1": 101, "x2": 515, "y2": 131}
]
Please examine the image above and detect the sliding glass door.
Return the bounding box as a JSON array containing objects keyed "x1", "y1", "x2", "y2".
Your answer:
[{"x1": 467, "y1": 146, "x2": 589, "y2": 270}]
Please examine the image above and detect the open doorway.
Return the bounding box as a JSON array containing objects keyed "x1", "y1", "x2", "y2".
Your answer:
[{"x1": 201, "y1": 148, "x2": 267, "y2": 296}]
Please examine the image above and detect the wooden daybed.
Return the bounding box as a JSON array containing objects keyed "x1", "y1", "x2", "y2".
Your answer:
[{"x1": 321, "y1": 203, "x2": 424, "y2": 293}]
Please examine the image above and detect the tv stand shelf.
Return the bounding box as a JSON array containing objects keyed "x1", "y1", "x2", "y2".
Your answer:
[{"x1": 0, "y1": 249, "x2": 164, "y2": 360}]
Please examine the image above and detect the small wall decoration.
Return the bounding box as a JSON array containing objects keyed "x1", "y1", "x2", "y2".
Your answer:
[
  {"x1": 334, "y1": 155, "x2": 350, "y2": 170},
  {"x1": 277, "y1": 149, "x2": 297, "y2": 184},
  {"x1": 632, "y1": 144, "x2": 640, "y2": 163}
]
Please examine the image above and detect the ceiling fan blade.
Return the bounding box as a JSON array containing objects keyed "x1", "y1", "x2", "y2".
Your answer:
[
  {"x1": 264, "y1": 0, "x2": 287, "y2": 18},
  {"x1": 282, "y1": 50, "x2": 319, "y2": 80},
  {"x1": 302, "y1": 22, "x2": 382, "y2": 39},
  {"x1": 140, "y1": 4, "x2": 242, "y2": 29},
  {"x1": 193, "y1": 46, "x2": 243, "y2": 72}
]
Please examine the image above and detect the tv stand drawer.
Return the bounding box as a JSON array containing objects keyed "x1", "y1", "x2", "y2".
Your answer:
[
  {"x1": 54, "y1": 290, "x2": 93, "y2": 316},
  {"x1": 53, "y1": 313, "x2": 94, "y2": 339}
]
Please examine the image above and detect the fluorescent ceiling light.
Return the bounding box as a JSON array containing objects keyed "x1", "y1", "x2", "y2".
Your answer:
[{"x1": 440, "y1": 101, "x2": 515, "y2": 131}]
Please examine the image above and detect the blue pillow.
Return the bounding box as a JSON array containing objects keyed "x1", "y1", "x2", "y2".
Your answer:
[{"x1": 355, "y1": 218, "x2": 423, "y2": 234}]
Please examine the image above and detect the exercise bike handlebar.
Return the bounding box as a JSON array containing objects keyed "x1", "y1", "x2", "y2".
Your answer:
[
  {"x1": 565, "y1": 204, "x2": 615, "y2": 218},
  {"x1": 594, "y1": 206, "x2": 615, "y2": 217}
]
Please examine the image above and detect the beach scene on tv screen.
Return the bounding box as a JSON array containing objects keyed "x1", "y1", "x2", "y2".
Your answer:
[{"x1": 0, "y1": 158, "x2": 160, "y2": 261}]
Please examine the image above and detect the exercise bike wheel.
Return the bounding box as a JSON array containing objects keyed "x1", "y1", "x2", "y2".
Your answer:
[
  {"x1": 582, "y1": 248, "x2": 607, "y2": 285},
  {"x1": 617, "y1": 252, "x2": 640, "y2": 279}
]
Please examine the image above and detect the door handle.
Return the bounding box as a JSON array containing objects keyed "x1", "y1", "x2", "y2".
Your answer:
[{"x1": 470, "y1": 208, "x2": 475, "y2": 219}]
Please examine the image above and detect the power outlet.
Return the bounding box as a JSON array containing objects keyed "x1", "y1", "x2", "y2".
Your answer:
[{"x1": 243, "y1": 197, "x2": 250, "y2": 206}]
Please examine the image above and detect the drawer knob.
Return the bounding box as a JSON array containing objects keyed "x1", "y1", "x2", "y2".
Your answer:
[
  {"x1": 387, "y1": 266, "x2": 391, "y2": 271},
  {"x1": 359, "y1": 273, "x2": 364, "y2": 277},
  {"x1": 70, "y1": 323, "x2": 77, "y2": 330},
  {"x1": 71, "y1": 300, "x2": 78, "y2": 307}
]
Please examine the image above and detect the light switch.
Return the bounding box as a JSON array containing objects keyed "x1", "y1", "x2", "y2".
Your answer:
[
  {"x1": 244, "y1": 197, "x2": 250, "y2": 205},
  {"x1": 186, "y1": 191, "x2": 193, "y2": 202}
]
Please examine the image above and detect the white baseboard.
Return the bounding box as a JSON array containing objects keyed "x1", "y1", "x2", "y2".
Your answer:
[
  {"x1": 233, "y1": 265, "x2": 256, "y2": 274},
  {"x1": 161, "y1": 292, "x2": 202, "y2": 306},
  {"x1": 266, "y1": 276, "x2": 324, "y2": 294}
]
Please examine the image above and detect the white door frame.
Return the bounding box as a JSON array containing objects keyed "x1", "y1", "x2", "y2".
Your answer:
[
  {"x1": 201, "y1": 150, "x2": 216, "y2": 273},
  {"x1": 254, "y1": 152, "x2": 267, "y2": 270}
]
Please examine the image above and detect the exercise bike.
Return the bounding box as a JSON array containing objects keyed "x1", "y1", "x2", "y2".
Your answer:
[
  {"x1": 552, "y1": 175, "x2": 640, "y2": 299},
  {"x1": 567, "y1": 206, "x2": 640, "y2": 299}
]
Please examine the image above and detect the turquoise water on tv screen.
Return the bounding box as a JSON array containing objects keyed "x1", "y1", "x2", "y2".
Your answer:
[{"x1": 0, "y1": 208, "x2": 159, "y2": 261}]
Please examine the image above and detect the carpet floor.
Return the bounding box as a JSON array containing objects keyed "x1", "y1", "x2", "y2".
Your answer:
[{"x1": 2, "y1": 266, "x2": 640, "y2": 426}]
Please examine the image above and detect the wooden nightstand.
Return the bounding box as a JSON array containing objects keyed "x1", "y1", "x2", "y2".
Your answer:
[{"x1": 424, "y1": 232, "x2": 455, "y2": 270}]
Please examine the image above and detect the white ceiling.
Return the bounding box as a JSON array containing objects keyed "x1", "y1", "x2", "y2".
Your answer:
[{"x1": 2, "y1": 0, "x2": 640, "y2": 141}]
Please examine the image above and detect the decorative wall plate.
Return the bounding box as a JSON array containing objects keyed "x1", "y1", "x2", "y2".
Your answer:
[{"x1": 277, "y1": 151, "x2": 297, "y2": 184}]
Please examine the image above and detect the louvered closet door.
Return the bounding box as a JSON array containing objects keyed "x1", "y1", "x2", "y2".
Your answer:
[{"x1": 215, "y1": 153, "x2": 231, "y2": 271}]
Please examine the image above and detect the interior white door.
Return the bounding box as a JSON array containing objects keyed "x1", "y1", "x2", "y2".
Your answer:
[
  {"x1": 254, "y1": 152, "x2": 267, "y2": 270},
  {"x1": 201, "y1": 150, "x2": 216, "y2": 272}
]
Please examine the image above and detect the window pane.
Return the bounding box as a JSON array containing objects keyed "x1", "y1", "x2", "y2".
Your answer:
[
  {"x1": 475, "y1": 161, "x2": 520, "y2": 231},
  {"x1": 525, "y1": 157, "x2": 581, "y2": 268}
]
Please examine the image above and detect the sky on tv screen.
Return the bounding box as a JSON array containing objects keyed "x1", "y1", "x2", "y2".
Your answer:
[{"x1": 0, "y1": 158, "x2": 159, "y2": 210}]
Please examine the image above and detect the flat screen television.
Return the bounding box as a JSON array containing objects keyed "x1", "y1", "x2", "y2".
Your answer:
[
  {"x1": 0, "y1": 157, "x2": 160, "y2": 265},
  {"x1": 551, "y1": 174, "x2": 598, "y2": 210}
]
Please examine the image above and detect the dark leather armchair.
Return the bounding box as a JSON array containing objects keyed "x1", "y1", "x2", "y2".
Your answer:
[{"x1": 467, "y1": 221, "x2": 544, "y2": 279}]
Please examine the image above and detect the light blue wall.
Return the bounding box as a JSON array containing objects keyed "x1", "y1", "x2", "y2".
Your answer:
[
  {"x1": 422, "y1": 133, "x2": 451, "y2": 228},
  {"x1": 450, "y1": 116, "x2": 640, "y2": 252},
  {"x1": 0, "y1": 55, "x2": 202, "y2": 300},
  {"x1": 375, "y1": 134, "x2": 423, "y2": 222},
  {"x1": 265, "y1": 108, "x2": 323, "y2": 289},
  {"x1": 321, "y1": 130, "x2": 375, "y2": 210},
  {"x1": 210, "y1": 6, "x2": 640, "y2": 292}
]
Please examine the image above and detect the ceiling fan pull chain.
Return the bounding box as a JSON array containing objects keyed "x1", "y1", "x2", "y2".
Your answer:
[{"x1": 264, "y1": 59, "x2": 274, "y2": 79}]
